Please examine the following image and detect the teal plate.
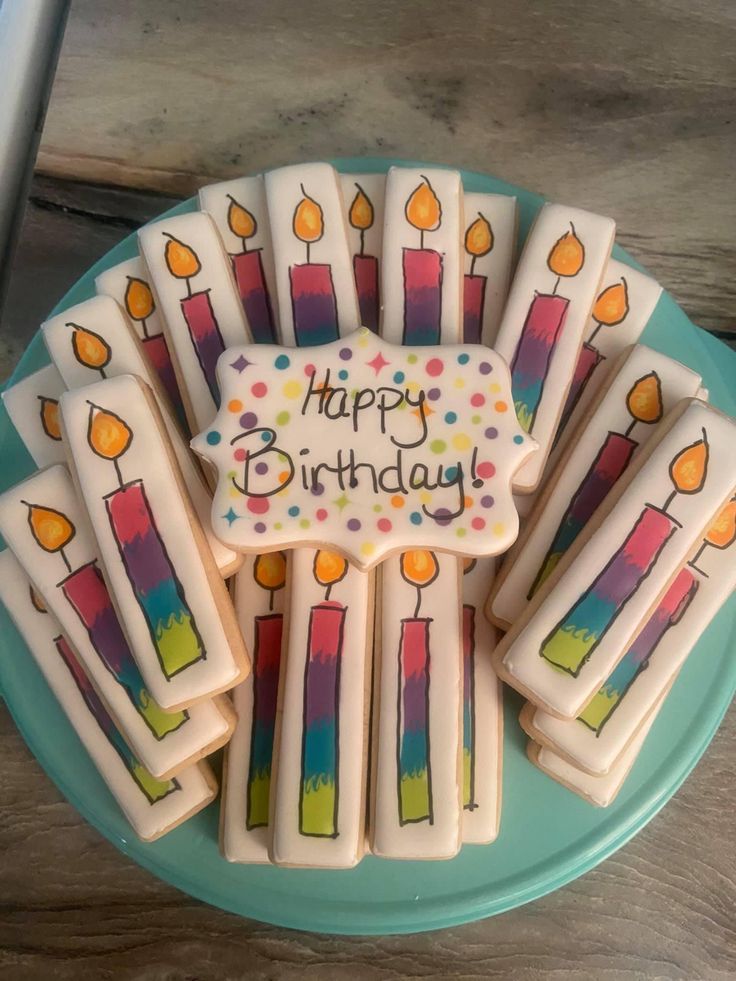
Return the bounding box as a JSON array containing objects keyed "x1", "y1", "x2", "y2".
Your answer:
[{"x1": 1, "y1": 159, "x2": 734, "y2": 935}]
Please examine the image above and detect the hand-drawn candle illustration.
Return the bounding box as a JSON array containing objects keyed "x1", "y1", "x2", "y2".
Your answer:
[
  {"x1": 688, "y1": 497, "x2": 736, "y2": 573},
  {"x1": 38, "y1": 396, "x2": 61, "y2": 442},
  {"x1": 70, "y1": 323, "x2": 112, "y2": 379},
  {"x1": 289, "y1": 186, "x2": 340, "y2": 347},
  {"x1": 463, "y1": 213, "x2": 493, "y2": 344},
  {"x1": 23, "y1": 499, "x2": 186, "y2": 737},
  {"x1": 397, "y1": 549, "x2": 438, "y2": 825},
  {"x1": 347, "y1": 183, "x2": 380, "y2": 332},
  {"x1": 511, "y1": 224, "x2": 585, "y2": 433},
  {"x1": 163, "y1": 232, "x2": 226, "y2": 403},
  {"x1": 530, "y1": 372, "x2": 664, "y2": 595},
  {"x1": 541, "y1": 428, "x2": 709, "y2": 675},
  {"x1": 123, "y1": 274, "x2": 181, "y2": 411},
  {"x1": 461, "y1": 558, "x2": 478, "y2": 811},
  {"x1": 247, "y1": 551, "x2": 286, "y2": 830},
  {"x1": 2, "y1": 363, "x2": 68, "y2": 468},
  {"x1": 226, "y1": 195, "x2": 277, "y2": 344},
  {"x1": 85, "y1": 400, "x2": 205, "y2": 679},
  {"x1": 299, "y1": 549, "x2": 348, "y2": 837},
  {"x1": 402, "y1": 177, "x2": 444, "y2": 346}
]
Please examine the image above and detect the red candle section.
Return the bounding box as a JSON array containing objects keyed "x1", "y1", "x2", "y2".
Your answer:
[
  {"x1": 141, "y1": 333, "x2": 185, "y2": 424},
  {"x1": 463, "y1": 274, "x2": 487, "y2": 344},
  {"x1": 232, "y1": 250, "x2": 276, "y2": 344},
  {"x1": 556, "y1": 341, "x2": 604, "y2": 442},
  {"x1": 402, "y1": 248, "x2": 442, "y2": 346},
  {"x1": 180, "y1": 290, "x2": 225, "y2": 403},
  {"x1": 511, "y1": 293, "x2": 570, "y2": 433},
  {"x1": 353, "y1": 254, "x2": 379, "y2": 333}
]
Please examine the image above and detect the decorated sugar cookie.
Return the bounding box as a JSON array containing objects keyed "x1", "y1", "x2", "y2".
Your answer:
[
  {"x1": 0, "y1": 550, "x2": 217, "y2": 840},
  {"x1": 381, "y1": 167, "x2": 463, "y2": 346},
  {"x1": 461, "y1": 191, "x2": 517, "y2": 347},
  {"x1": 523, "y1": 498, "x2": 736, "y2": 775},
  {"x1": 94, "y1": 255, "x2": 185, "y2": 419},
  {"x1": 60, "y1": 376, "x2": 250, "y2": 711},
  {"x1": 339, "y1": 172, "x2": 386, "y2": 333},
  {"x1": 370, "y1": 550, "x2": 462, "y2": 859},
  {"x1": 494, "y1": 398, "x2": 736, "y2": 718},
  {"x1": 192, "y1": 329, "x2": 535, "y2": 568},
  {"x1": 2, "y1": 363, "x2": 67, "y2": 467},
  {"x1": 270, "y1": 549, "x2": 374, "y2": 868},
  {"x1": 138, "y1": 211, "x2": 251, "y2": 432},
  {"x1": 42, "y1": 294, "x2": 241, "y2": 576},
  {"x1": 264, "y1": 162, "x2": 360, "y2": 347},
  {"x1": 489, "y1": 345, "x2": 704, "y2": 628},
  {"x1": 0, "y1": 465, "x2": 235, "y2": 778},
  {"x1": 493, "y1": 203, "x2": 616, "y2": 493},
  {"x1": 221, "y1": 553, "x2": 288, "y2": 863},
  {"x1": 198, "y1": 175, "x2": 279, "y2": 344}
]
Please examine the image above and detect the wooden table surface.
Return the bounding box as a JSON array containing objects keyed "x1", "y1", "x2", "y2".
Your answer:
[{"x1": 1, "y1": 2, "x2": 734, "y2": 978}]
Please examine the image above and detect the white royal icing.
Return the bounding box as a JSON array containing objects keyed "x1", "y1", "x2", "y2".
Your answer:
[
  {"x1": 461, "y1": 191, "x2": 517, "y2": 347},
  {"x1": 2, "y1": 363, "x2": 68, "y2": 467}
]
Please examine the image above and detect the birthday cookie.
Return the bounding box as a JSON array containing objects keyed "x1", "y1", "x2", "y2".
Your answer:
[
  {"x1": 461, "y1": 192, "x2": 518, "y2": 347},
  {"x1": 0, "y1": 464, "x2": 235, "y2": 778},
  {"x1": 493, "y1": 398, "x2": 736, "y2": 719},
  {"x1": 2, "y1": 362, "x2": 67, "y2": 467},
  {"x1": 59, "y1": 374, "x2": 250, "y2": 711},
  {"x1": 192, "y1": 329, "x2": 535, "y2": 569},
  {"x1": 340, "y1": 172, "x2": 386, "y2": 334},
  {"x1": 0, "y1": 549, "x2": 218, "y2": 840}
]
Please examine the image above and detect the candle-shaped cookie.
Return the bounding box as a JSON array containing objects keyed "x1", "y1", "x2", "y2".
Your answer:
[
  {"x1": 523, "y1": 499, "x2": 736, "y2": 776},
  {"x1": 0, "y1": 550, "x2": 218, "y2": 841},
  {"x1": 0, "y1": 465, "x2": 235, "y2": 778},
  {"x1": 494, "y1": 203, "x2": 615, "y2": 493},
  {"x1": 340, "y1": 173, "x2": 386, "y2": 333},
  {"x1": 270, "y1": 549, "x2": 373, "y2": 867},
  {"x1": 60, "y1": 376, "x2": 249, "y2": 710},
  {"x1": 381, "y1": 167, "x2": 463, "y2": 346},
  {"x1": 489, "y1": 346, "x2": 704, "y2": 628},
  {"x1": 493, "y1": 398, "x2": 736, "y2": 719},
  {"x1": 2, "y1": 362, "x2": 67, "y2": 467},
  {"x1": 199, "y1": 176, "x2": 279, "y2": 344},
  {"x1": 222, "y1": 552, "x2": 287, "y2": 862},
  {"x1": 264, "y1": 163, "x2": 360, "y2": 347},
  {"x1": 461, "y1": 192, "x2": 517, "y2": 346},
  {"x1": 42, "y1": 294, "x2": 241, "y2": 576},
  {"x1": 138, "y1": 211, "x2": 251, "y2": 433},
  {"x1": 95, "y1": 256, "x2": 184, "y2": 419}
]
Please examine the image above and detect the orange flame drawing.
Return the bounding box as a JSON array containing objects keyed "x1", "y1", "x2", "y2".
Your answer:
[
  {"x1": 24, "y1": 502, "x2": 75, "y2": 554},
  {"x1": 626, "y1": 372, "x2": 663, "y2": 429},
  {"x1": 124, "y1": 277, "x2": 155, "y2": 324},
  {"x1": 669, "y1": 429, "x2": 709, "y2": 496},
  {"x1": 38, "y1": 397, "x2": 62, "y2": 441},
  {"x1": 70, "y1": 324, "x2": 112, "y2": 375},
  {"x1": 547, "y1": 224, "x2": 585, "y2": 281},
  {"x1": 313, "y1": 549, "x2": 348, "y2": 599},
  {"x1": 164, "y1": 234, "x2": 202, "y2": 284},
  {"x1": 227, "y1": 196, "x2": 257, "y2": 243},
  {"x1": 86, "y1": 402, "x2": 133, "y2": 462}
]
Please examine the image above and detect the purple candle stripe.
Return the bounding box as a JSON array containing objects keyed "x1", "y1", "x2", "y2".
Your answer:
[
  {"x1": 289, "y1": 263, "x2": 339, "y2": 346},
  {"x1": 402, "y1": 248, "x2": 443, "y2": 346},
  {"x1": 180, "y1": 289, "x2": 226, "y2": 403}
]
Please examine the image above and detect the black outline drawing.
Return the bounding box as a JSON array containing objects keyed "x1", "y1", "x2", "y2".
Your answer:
[
  {"x1": 69, "y1": 322, "x2": 112, "y2": 379},
  {"x1": 37, "y1": 396, "x2": 62, "y2": 442}
]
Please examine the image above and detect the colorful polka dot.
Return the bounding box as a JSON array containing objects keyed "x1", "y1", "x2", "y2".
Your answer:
[
  {"x1": 254, "y1": 522, "x2": 266, "y2": 533},
  {"x1": 251, "y1": 382, "x2": 267, "y2": 398},
  {"x1": 361, "y1": 542, "x2": 375, "y2": 557},
  {"x1": 444, "y1": 411, "x2": 457, "y2": 424},
  {"x1": 420, "y1": 490, "x2": 433, "y2": 505},
  {"x1": 464, "y1": 495, "x2": 474, "y2": 508},
  {"x1": 260, "y1": 431, "x2": 271, "y2": 442},
  {"x1": 410, "y1": 511, "x2": 423, "y2": 525},
  {"x1": 206, "y1": 431, "x2": 221, "y2": 445},
  {"x1": 377, "y1": 518, "x2": 392, "y2": 532},
  {"x1": 494, "y1": 401, "x2": 508, "y2": 413},
  {"x1": 457, "y1": 353, "x2": 470, "y2": 365},
  {"x1": 316, "y1": 508, "x2": 328, "y2": 521},
  {"x1": 304, "y1": 363, "x2": 316, "y2": 377},
  {"x1": 247, "y1": 497, "x2": 269, "y2": 514},
  {"x1": 373, "y1": 504, "x2": 383, "y2": 512},
  {"x1": 426, "y1": 358, "x2": 444, "y2": 377},
  {"x1": 452, "y1": 433, "x2": 471, "y2": 451},
  {"x1": 444, "y1": 466, "x2": 458, "y2": 481},
  {"x1": 274, "y1": 354, "x2": 290, "y2": 370},
  {"x1": 456, "y1": 527, "x2": 467, "y2": 538},
  {"x1": 234, "y1": 448, "x2": 247, "y2": 462},
  {"x1": 288, "y1": 505, "x2": 300, "y2": 517},
  {"x1": 477, "y1": 461, "x2": 496, "y2": 479},
  {"x1": 481, "y1": 495, "x2": 494, "y2": 508},
  {"x1": 278, "y1": 470, "x2": 290, "y2": 483},
  {"x1": 228, "y1": 399, "x2": 243, "y2": 413},
  {"x1": 283, "y1": 380, "x2": 302, "y2": 399},
  {"x1": 407, "y1": 353, "x2": 418, "y2": 364},
  {"x1": 471, "y1": 516, "x2": 485, "y2": 531},
  {"x1": 338, "y1": 369, "x2": 349, "y2": 380},
  {"x1": 276, "y1": 410, "x2": 290, "y2": 425},
  {"x1": 485, "y1": 427, "x2": 498, "y2": 439},
  {"x1": 454, "y1": 377, "x2": 465, "y2": 389},
  {"x1": 479, "y1": 361, "x2": 492, "y2": 375},
  {"x1": 393, "y1": 370, "x2": 405, "y2": 384},
  {"x1": 427, "y1": 388, "x2": 441, "y2": 401},
  {"x1": 299, "y1": 518, "x2": 310, "y2": 529},
  {"x1": 311, "y1": 482, "x2": 324, "y2": 496},
  {"x1": 430, "y1": 439, "x2": 447, "y2": 454},
  {"x1": 274, "y1": 522, "x2": 282, "y2": 530},
  {"x1": 339, "y1": 347, "x2": 352, "y2": 361},
  {"x1": 514, "y1": 434, "x2": 524, "y2": 444},
  {"x1": 255, "y1": 461, "x2": 268, "y2": 475},
  {"x1": 434, "y1": 508, "x2": 452, "y2": 527},
  {"x1": 470, "y1": 393, "x2": 485, "y2": 407},
  {"x1": 472, "y1": 414, "x2": 482, "y2": 424},
  {"x1": 347, "y1": 518, "x2": 361, "y2": 531},
  {"x1": 240, "y1": 411, "x2": 257, "y2": 429},
  {"x1": 391, "y1": 495, "x2": 405, "y2": 508}
]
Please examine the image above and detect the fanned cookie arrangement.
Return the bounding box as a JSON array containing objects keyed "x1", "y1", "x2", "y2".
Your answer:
[{"x1": 2, "y1": 162, "x2": 734, "y2": 864}]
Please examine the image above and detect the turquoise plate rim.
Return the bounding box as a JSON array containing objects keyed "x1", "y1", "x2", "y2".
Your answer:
[{"x1": 0, "y1": 157, "x2": 734, "y2": 935}]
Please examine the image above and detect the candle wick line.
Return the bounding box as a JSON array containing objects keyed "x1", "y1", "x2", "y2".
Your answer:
[
  {"x1": 588, "y1": 321, "x2": 604, "y2": 344},
  {"x1": 242, "y1": 237, "x2": 248, "y2": 254},
  {"x1": 113, "y1": 458, "x2": 124, "y2": 489},
  {"x1": 100, "y1": 368, "x2": 107, "y2": 380},
  {"x1": 360, "y1": 228, "x2": 365, "y2": 257},
  {"x1": 420, "y1": 230, "x2": 425, "y2": 250},
  {"x1": 60, "y1": 548, "x2": 72, "y2": 575},
  {"x1": 690, "y1": 541, "x2": 708, "y2": 566},
  {"x1": 662, "y1": 489, "x2": 678, "y2": 514},
  {"x1": 624, "y1": 418, "x2": 637, "y2": 439},
  {"x1": 470, "y1": 255, "x2": 477, "y2": 277},
  {"x1": 325, "y1": 583, "x2": 333, "y2": 601},
  {"x1": 140, "y1": 317, "x2": 150, "y2": 340},
  {"x1": 414, "y1": 586, "x2": 422, "y2": 619},
  {"x1": 552, "y1": 276, "x2": 561, "y2": 296},
  {"x1": 185, "y1": 277, "x2": 193, "y2": 299},
  {"x1": 306, "y1": 242, "x2": 311, "y2": 264}
]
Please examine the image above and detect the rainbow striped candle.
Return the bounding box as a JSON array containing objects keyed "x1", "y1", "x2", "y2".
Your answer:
[
  {"x1": 55, "y1": 634, "x2": 177, "y2": 803},
  {"x1": 463, "y1": 274, "x2": 487, "y2": 344},
  {"x1": 579, "y1": 568, "x2": 698, "y2": 733},
  {"x1": 232, "y1": 250, "x2": 276, "y2": 344},
  {"x1": 289, "y1": 264, "x2": 339, "y2": 347},
  {"x1": 510, "y1": 293, "x2": 569, "y2": 433},
  {"x1": 141, "y1": 332, "x2": 184, "y2": 423},
  {"x1": 556, "y1": 341, "x2": 603, "y2": 442},
  {"x1": 180, "y1": 290, "x2": 225, "y2": 403},
  {"x1": 530, "y1": 432, "x2": 638, "y2": 596},
  {"x1": 398, "y1": 617, "x2": 432, "y2": 824},
  {"x1": 541, "y1": 506, "x2": 678, "y2": 676},
  {"x1": 247, "y1": 612, "x2": 283, "y2": 829},
  {"x1": 61, "y1": 560, "x2": 187, "y2": 738},
  {"x1": 402, "y1": 248, "x2": 442, "y2": 345},
  {"x1": 462, "y1": 605, "x2": 476, "y2": 811},
  {"x1": 300, "y1": 600, "x2": 344, "y2": 836},
  {"x1": 104, "y1": 480, "x2": 204, "y2": 680},
  {"x1": 353, "y1": 254, "x2": 379, "y2": 332}
]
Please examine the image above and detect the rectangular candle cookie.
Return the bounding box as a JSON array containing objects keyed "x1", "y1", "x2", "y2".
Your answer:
[
  {"x1": 370, "y1": 551, "x2": 462, "y2": 860},
  {"x1": 270, "y1": 549, "x2": 374, "y2": 868},
  {"x1": 138, "y1": 210, "x2": 251, "y2": 433},
  {"x1": 494, "y1": 202, "x2": 616, "y2": 493},
  {"x1": 2, "y1": 362, "x2": 67, "y2": 466},
  {"x1": 60, "y1": 375, "x2": 250, "y2": 711},
  {"x1": 340, "y1": 172, "x2": 386, "y2": 333},
  {"x1": 493, "y1": 398, "x2": 736, "y2": 719},
  {"x1": 381, "y1": 167, "x2": 463, "y2": 345},
  {"x1": 461, "y1": 557, "x2": 503, "y2": 844},
  {"x1": 0, "y1": 549, "x2": 218, "y2": 841},
  {"x1": 42, "y1": 293, "x2": 241, "y2": 576},
  {"x1": 94, "y1": 255, "x2": 185, "y2": 420},
  {"x1": 522, "y1": 498, "x2": 736, "y2": 775},
  {"x1": 489, "y1": 345, "x2": 704, "y2": 628},
  {"x1": 221, "y1": 553, "x2": 288, "y2": 863},
  {"x1": 264, "y1": 162, "x2": 360, "y2": 347},
  {"x1": 0, "y1": 465, "x2": 235, "y2": 778},
  {"x1": 198, "y1": 175, "x2": 280, "y2": 345},
  {"x1": 461, "y1": 191, "x2": 517, "y2": 347}
]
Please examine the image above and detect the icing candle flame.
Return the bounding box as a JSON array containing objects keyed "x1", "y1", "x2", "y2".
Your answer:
[
  {"x1": 401, "y1": 549, "x2": 439, "y2": 588},
  {"x1": 70, "y1": 324, "x2": 111, "y2": 372},
  {"x1": 227, "y1": 196, "x2": 257, "y2": 240},
  {"x1": 705, "y1": 498, "x2": 736, "y2": 549},
  {"x1": 29, "y1": 584, "x2": 47, "y2": 613},
  {"x1": 349, "y1": 186, "x2": 374, "y2": 230},
  {"x1": 38, "y1": 397, "x2": 61, "y2": 440},
  {"x1": 164, "y1": 234, "x2": 201, "y2": 280},
  {"x1": 254, "y1": 551, "x2": 287, "y2": 591},
  {"x1": 313, "y1": 549, "x2": 348, "y2": 588},
  {"x1": 547, "y1": 224, "x2": 585, "y2": 278},
  {"x1": 86, "y1": 403, "x2": 133, "y2": 461},
  {"x1": 626, "y1": 372, "x2": 663, "y2": 425},
  {"x1": 24, "y1": 502, "x2": 75, "y2": 553},
  {"x1": 405, "y1": 177, "x2": 441, "y2": 232},
  {"x1": 293, "y1": 186, "x2": 324, "y2": 244},
  {"x1": 592, "y1": 277, "x2": 629, "y2": 326},
  {"x1": 669, "y1": 429, "x2": 709, "y2": 495},
  {"x1": 464, "y1": 214, "x2": 493, "y2": 257},
  {"x1": 124, "y1": 277, "x2": 155, "y2": 322}
]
